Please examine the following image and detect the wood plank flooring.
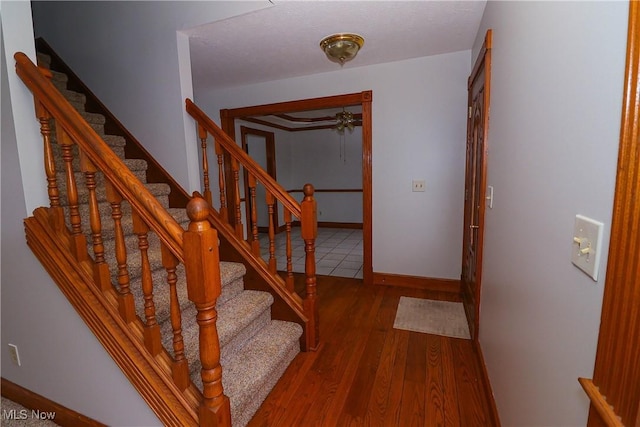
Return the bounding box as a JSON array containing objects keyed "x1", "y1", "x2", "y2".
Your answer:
[{"x1": 248, "y1": 275, "x2": 497, "y2": 426}]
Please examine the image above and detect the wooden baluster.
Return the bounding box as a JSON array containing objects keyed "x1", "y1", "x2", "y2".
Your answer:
[
  {"x1": 267, "y1": 192, "x2": 277, "y2": 274},
  {"x1": 79, "y1": 151, "x2": 111, "y2": 291},
  {"x1": 132, "y1": 210, "x2": 162, "y2": 355},
  {"x1": 284, "y1": 210, "x2": 294, "y2": 293},
  {"x1": 55, "y1": 122, "x2": 88, "y2": 261},
  {"x1": 161, "y1": 243, "x2": 189, "y2": 391},
  {"x1": 301, "y1": 183, "x2": 319, "y2": 351},
  {"x1": 214, "y1": 139, "x2": 228, "y2": 223},
  {"x1": 34, "y1": 101, "x2": 65, "y2": 229},
  {"x1": 248, "y1": 174, "x2": 260, "y2": 256},
  {"x1": 105, "y1": 180, "x2": 136, "y2": 323},
  {"x1": 198, "y1": 124, "x2": 212, "y2": 206},
  {"x1": 183, "y1": 197, "x2": 231, "y2": 427},
  {"x1": 231, "y1": 158, "x2": 243, "y2": 239}
]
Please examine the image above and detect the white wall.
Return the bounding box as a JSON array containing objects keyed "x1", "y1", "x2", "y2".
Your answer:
[
  {"x1": 473, "y1": 2, "x2": 628, "y2": 425},
  {"x1": 199, "y1": 50, "x2": 470, "y2": 279},
  {"x1": 31, "y1": 0, "x2": 270, "y2": 192},
  {"x1": 1, "y1": 4, "x2": 160, "y2": 425}
]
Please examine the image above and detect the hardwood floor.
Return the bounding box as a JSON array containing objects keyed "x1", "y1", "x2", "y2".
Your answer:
[{"x1": 248, "y1": 275, "x2": 497, "y2": 426}]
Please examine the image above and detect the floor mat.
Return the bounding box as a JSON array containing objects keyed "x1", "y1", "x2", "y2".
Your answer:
[{"x1": 393, "y1": 296, "x2": 471, "y2": 339}]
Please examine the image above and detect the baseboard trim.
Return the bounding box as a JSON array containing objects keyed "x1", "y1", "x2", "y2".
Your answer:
[
  {"x1": 1, "y1": 378, "x2": 106, "y2": 427},
  {"x1": 291, "y1": 220, "x2": 363, "y2": 229},
  {"x1": 372, "y1": 272, "x2": 461, "y2": 293},
  {"x1": 473, "y1": 340, "x2": 502, "y2": 427}
]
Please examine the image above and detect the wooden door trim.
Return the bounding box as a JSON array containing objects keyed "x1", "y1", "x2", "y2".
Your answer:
[
  {"x1": 221, "y1": 91, "x2": 373, "y2": 285},
  {"x1": 241, "y1": 126, "x2": 278, "y2": 236},
  {"x1": 462, "y1": 29, "x2": 493, "y2": 341},
  {"x1": 587, "y1": 3, "x2": 640, "y2": 426}
]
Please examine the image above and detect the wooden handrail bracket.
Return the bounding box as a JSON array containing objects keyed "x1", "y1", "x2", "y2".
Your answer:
[{"x1": 579, "y1": 378, "x2": 625, "y2": 427}]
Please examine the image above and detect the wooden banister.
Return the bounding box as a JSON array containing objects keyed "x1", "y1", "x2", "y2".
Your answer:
[
  {"x1": 16, "y1": 51, "x2": 231, "y2": 426},
  {"x1": 579, "y1": 378, "x2": 625, "y2": 427},
  {"x1": 185, "y1": 99, "x2": 301, "y2": 217},
  {"x1": 15, "y1": 52, "x2": 184, "y2": 260},
  {"x1": 186, "y1": 98, "x2": 320, "y2": 351}
]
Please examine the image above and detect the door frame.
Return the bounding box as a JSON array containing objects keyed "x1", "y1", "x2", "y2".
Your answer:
[
  {"x1": 461, "y1": 30, "x2": 492, "y2": 341},
  {"x1": 585, "y1": 3, "x2": 640, "y2": 425},
  {"x1": 240, "y1": 126, "x2": 278, "y2": 235},
  {"x1": 220, "y1": 91, "x2": 373, "y2": 285}
]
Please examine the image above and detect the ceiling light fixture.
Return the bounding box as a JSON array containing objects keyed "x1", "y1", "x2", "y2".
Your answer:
[
  {"x1": 320, "y1": 33, "x2": 364, "y2": 66},
  {"x1": 335, "y1": 108, "x2": 355, "y2": 133}
]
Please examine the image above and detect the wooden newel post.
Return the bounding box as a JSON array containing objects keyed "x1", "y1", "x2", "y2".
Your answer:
[
  {"x1": 301, "y1": 183, "x2": 319, "y2": 351},
  {"x1": 183, "y1": 197, "x2": 231, "y2": 427}
]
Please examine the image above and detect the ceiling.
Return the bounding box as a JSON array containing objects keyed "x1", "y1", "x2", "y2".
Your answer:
[{"x1": 186, "y1": 1, "x2": 487, "y2": 92}]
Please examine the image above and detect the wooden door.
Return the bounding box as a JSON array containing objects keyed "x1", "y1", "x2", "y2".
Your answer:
[
  {"x1": 461, "y1": 30, "x2": 492, "y2": 341},
  {"x1": 241, "y1": 126, "x2": 278, "y2": 237}
]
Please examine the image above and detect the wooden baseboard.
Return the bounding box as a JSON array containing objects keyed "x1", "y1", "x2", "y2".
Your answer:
[
  {"x1": 472, "y1": 340, "x2": 502, "y2": 427},
  {"x1": 372, "y1": 272, "x2": 461, "y2": 293},
  {"x1": 290, "y1": 220, "x2": 363, "y2": 229},
  {"x1": 1, "y1": 378, "x2": 106, "y2": 427}
]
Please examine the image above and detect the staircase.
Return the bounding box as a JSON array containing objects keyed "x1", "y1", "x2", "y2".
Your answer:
[{"x1": 14, "y1": 47, "x2": 310, "y2": 427}]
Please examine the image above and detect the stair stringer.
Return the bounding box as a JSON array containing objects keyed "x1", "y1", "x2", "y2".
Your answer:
[{"x1": 25, "y1": 208, "x2": 201, "y2": 427}]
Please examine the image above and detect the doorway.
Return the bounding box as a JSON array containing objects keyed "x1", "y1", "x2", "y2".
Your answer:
[
  {"x1": 461, "y1": 30, "x2": 492, "y2": 340},
  {"x1": 220, "y1": 91, "x2": 373, "y2": 284}
]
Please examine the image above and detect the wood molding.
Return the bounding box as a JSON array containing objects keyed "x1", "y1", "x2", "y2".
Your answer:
[
  {"x1": 372, "y1": 272, "x2": 461, "y2": 293},
  {"x1": 287, "y1": 188, "x2": 363, "y2": 193},
  {"x1": 1, "y1": 378, "x2": 106, "y2": 427},
  {"x1": 24, "y1": 211, "x2": 199, "y2": 427},
  {"x1": 588, "y1": 2, "x2": 640, "y2": 426},
  {"x1": 472, "y1": 341, "x2": 502, "y2": 427},
  {"x1": 290, "y1": 220, "x2": 362, "y2": 229},
  {"x1": 218, "y1": 90, "x2": 374, "y2": 286}
]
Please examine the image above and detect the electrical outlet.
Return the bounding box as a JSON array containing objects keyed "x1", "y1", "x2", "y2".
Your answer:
[
  {"x1": 8, "y1": 344, "x2": 21, "y2": 366},
  {"x1": 412, "y1": 180, "x2": 426, "y2": 192}
]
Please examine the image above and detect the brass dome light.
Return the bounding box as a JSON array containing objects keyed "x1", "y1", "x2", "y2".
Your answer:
[{"x1": 319, "y1": 33, "x2": 365, "y2": 66}]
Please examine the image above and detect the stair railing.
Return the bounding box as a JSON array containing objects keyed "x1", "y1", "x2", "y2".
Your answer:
[
  {"x1": 15, "y1": 52, "x2": 230, "y2": 427},
  {"x1": 185, "y1": 99, "x2": 319, "y2": 351}
]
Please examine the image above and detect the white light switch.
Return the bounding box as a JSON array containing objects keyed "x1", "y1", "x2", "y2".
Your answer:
[
  {"x1": 571, "y1": 215, "x2": 604, "y2": 281},
  {"x1": 412, "y1": 180, "x2": 425, "y2": 192}
]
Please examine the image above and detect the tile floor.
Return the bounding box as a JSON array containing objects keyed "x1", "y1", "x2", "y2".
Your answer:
[{"x1": 259, "y1": 227, "x2": 363, "y2": 279}]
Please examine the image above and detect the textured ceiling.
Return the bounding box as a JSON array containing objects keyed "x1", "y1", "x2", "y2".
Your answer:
[{"x1": 186, "y1": 1, "x2": 487, "y2": 92}]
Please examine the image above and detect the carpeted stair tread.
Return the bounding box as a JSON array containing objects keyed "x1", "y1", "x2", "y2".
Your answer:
[
  {"x1": 36, "y1": 52, "x2": 51, "y2": 67},
  {"x1": 222, "y1": 320, "x2": 303, "y2": 427},
  {"x1": 160, "y1": 289, "x2": 272, "y2": 364}
]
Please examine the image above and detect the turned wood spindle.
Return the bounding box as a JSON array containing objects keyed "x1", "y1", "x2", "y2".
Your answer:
[
  {"x1": 284, "y1": 209, "x2": 294, "y2": 293},
  {"x1": 105, "y1": 180, "x2": 136, "y2": 323},
  {"x1": 132, "y1": 210, "x2": 162, "y2": 355},
  {"x1": 249, "y1": 174, "x2": 260, "y2": 256},
  {"x1": 183, "y1": 197, "x2": 231, "y2": 427},
  {"x1": 231, "y1": 158, "x2": 243, "y2": 239},
  {"x1": 267, "y1": 192, "x2": 277, "y2": 274},
  {"x1": 214, "y1": 139, "x2": 228, "y2": 223},
  {"x1": 161, "y1": 244, "x2": 189, "y2": 391},
  {"x1": 55, "y1": 122, "x2": 88, "y2": 261},
  {"x1": 198, "y1": 124, "x2": 212, "y2": 206},
  {"x1": 79, "y1": 151, "x2": 111, "y2": 291},
  {"x1": 301, "y1": 183, "x2": 319, "y2": 351}
]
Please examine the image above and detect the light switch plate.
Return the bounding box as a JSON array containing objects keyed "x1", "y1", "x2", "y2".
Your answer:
[
  {"x1": 572, "y1": 215, "x2": 604, "y2": 281},
  {"x1": 412, "y1": 180, "x2": 425, "y2": 192}
]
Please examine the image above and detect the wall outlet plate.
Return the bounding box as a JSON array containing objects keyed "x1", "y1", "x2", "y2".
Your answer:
[
  {"x1": 571, "y1": 214, "x2": 604, "y2": 281},
  {"x1": 412, "y1": 180, "x2": 425, "y2": 192}
]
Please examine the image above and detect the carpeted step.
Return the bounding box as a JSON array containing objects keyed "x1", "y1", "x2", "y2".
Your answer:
[
  {"x1": 204, "y1": 320, "x2": 302, "y2": 427},
  {"x1": 36, "y1": 52, "x2": 51, "y2": 67}
]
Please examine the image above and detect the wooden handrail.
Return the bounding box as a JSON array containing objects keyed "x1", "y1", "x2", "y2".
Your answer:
[
  {"x1": 15, "y1": 52, "x2": 184, "y2": 260},
  {"x1": 578, "y1": 378, "x2": 625, "y2": 427},
  {"x1": 185, "y1": 99, "x2": 301, "y2": 217}
]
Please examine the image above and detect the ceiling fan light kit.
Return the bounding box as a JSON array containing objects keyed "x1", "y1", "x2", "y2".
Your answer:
[{"x1": 319, "y1": 33, "x2": 365, "y2": 65}]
